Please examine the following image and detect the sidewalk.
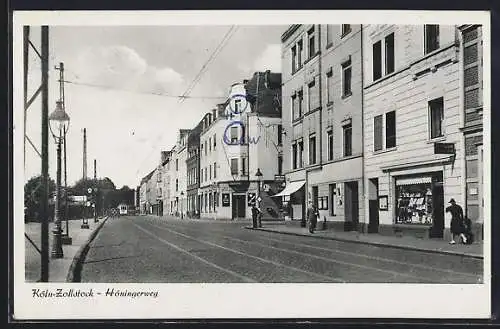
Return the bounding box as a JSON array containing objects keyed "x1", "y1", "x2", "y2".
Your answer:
[
  {"x1": 246, "y1": 224, "x2": 483, "y2": 259},
  {"x1": 24, "y1": 217, "x2": 108, "y2": 282}
]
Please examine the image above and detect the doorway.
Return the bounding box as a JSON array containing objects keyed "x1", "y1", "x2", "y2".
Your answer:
[
  {"x1": 312, "y1": 186, "x2": 318, "y2": 209},
  {"x1": 368, "y1": 178, "x2": 379, "y2": 233},
  {"x1": 232, "y1": 194, "x2": 246, "y2": 219},
  {"x1": 344, "y1": 181, "x2": 359, "y2": 231},
  {"x1": 430, "y1": 173, "x2": 444, "y2": 238}
]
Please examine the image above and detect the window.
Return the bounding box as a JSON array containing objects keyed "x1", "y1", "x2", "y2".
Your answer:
[
  {"x1": 176, "y1": 159, "x2": 179, "y2": 171},
  {"x1": 205, "y1": 167, "x2": 208, "y2": 182},
  {"x1": 291, "y1": 93, "x2": 297, "y2": 120},
  {"x1": 326, "y1": 25, "x2": 333, "y2": 46},
  {"x1": 297, "y1": 40, "x2": 303, "y2": 69},
  {"x1": 308, "y1": 26, "x2": 316, "y2": 58},
  {"x1": 308, "y1": 79, "x2": 318, "y2": 111},
  {"x1": 209, "y1": 137, "x2": 212, "y2": 152},
  {"x1": 231, "y1": 126, "x2": 238, "y2": 143},
  {"x1": 278, "y1": 155, "x2": 283, "y2": 175},
  {"x1": 327, "y1": 129, "x2": 334, "y2": 161},
  {"x1": 231, "y1": 158, "x2": 239, "y2": 175},
  {"x1": 213, "y1": 134, "x2": 216, "y2": 150},
  {"x1": 429, "y1": 97, "x2": 444, "y2": 139},
  {"x1": 373, "y1": 40, "x2": 382, "y2": 81},
  {"x1": 205, "y1": 141, "x2": 207, "y2": 155},
  {"x1": 386, "y1": 111, "x2": 396, "y2": 148},
  {"x1": 291, "y1": 45, "x2": 297, "y2": 73},
  {"x1": 298, "y1": 90, "x2": 303, "y2": 117},
  {"x1": 277, "y1": 125, "x2": 283, "y2": 146},
  {"x1": 373, "y1": 115, "x2": 383, "y2": 151},
  {"x1": 298, "y1": 140, "x2": 304, "y2": 167},
  {"x1": 175, "y1": 179, "x2": 178, "y2": 192},
  {"x1": 342, "y1": 60, "x2": 352, "y2": 97},
  {"x1": 234, "y1": 99, "x2": 242, "y2": 114},
  {"x1": 241, "y1": 157, "x2": 248, "y2": 175},
  {"x1": 343, "y1": 124, "x2": 352, "y2": 157},
  {"x1": 213, "y1": 162, "x2": 217, "y2": 178},
  {"x1": 292, "y1": 143, "x2": 297, "y2": 169},
  {"x1": 200, "y1": 143, "x2": 203, "y2": 157},
  {"x1": 209, "y1": 164, "x2": 212, "y2": 180},
  {"x1": 341, "y1": 24, "x2": 351, "y2": 36},
  {"x1": 309, "y1": 134, "x2": 316, "y2": 165},
  {"x1": 326, "y1": 69, "x2": 333, "y2": 104},
  {"x1": 425, "y1": 25, "x2": 439, "y2": 54},
  {"x1": 385, "y1": 33, "x2": 395, "y2": 74}
]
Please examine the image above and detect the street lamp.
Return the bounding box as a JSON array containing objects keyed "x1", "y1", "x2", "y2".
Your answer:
[
  {"x1": 180, "y1": 191, "x2": 184, "y2": 219},
  {"x1": 48, "y1": 100, "x2": 69, "y2": 258},
  {"x1": 255, "y1": 168, "x2": 263, "y2": 228}
]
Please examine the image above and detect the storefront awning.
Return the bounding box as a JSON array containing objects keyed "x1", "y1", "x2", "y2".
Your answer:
[
  {"x1": 271, "y1": 180, "x2": 305, "y2": 197},
  {"x1": 396, "y1": 177, "x2": 432, "y2": 186}
]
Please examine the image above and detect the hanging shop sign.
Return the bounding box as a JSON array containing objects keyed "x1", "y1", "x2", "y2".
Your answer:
[
  {"x1": 434, "y1": 142, "x2": 455, "y2": 155},
  {"x1": 222, "y1": 193, "x2": 230, "y2": 207},
  {"x1": 274, "y1": 175, "x2": 285, "y2": 181}
]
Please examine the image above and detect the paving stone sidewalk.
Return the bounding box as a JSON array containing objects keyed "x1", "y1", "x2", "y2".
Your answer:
[
  {"x1": 247, "y1": 224, "x2": 483, "y2": 259},
  {"x1": 24, "y1": 217, "x2": 107, "y2": 282}
]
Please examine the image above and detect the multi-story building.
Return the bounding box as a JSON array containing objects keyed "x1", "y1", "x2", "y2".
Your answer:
[
  {"x1": 168, "y1": 130, "x2": 190, "y2": 218},
  {"x1": 158, "y1": 150, "x2": 172, "y2": 217},
  {"x1": 139, "y1": 169, "x2": 154, "y2": 215},
  {"x1": 199, "y1": 105, "x2": 224, "y2": 219},
  {"x1": 362, "y1": 24, "x2": 464, "y2": 240},
  {"x1": 280, "y1": 24, "x2": 364, "y2": 230},
  {"x1": 458, "y1": 25, "x2": 484, "y2": 240},
  {"x1": 187, "y1": 121, "x2": 202, "y2": 218},
  {"x1": 198, "y1": 71, "x2": 283, "y2": 220}
]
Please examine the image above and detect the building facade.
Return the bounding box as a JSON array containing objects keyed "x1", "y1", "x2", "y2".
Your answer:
[
  {"x1": 281, "y1": 24, "x2": 364, "y2": 230},
  {"x1": 458, "y1": 24, "x2": 484, "y2": 240},
  {"x1": 362, "y1": 24, "x2": 463, "y2": 239},
  {"x1": 187, "y1": 121, "x2": 202, "y2": 218}
]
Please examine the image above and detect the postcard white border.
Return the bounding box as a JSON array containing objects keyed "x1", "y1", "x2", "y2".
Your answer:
[{"x1": 12, "y1": 10, "x2": 491, "y2": 320}]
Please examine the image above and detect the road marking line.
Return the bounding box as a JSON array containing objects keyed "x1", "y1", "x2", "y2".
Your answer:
[
  {"x1": 156, "y1": 218, "x2": 480, "y2": 279},
  {"x1": 143, "y1": 221, "x2": 346, "y2": 283},
  {"x1": 130, "y1": 221, "x2": 256, "y2": 283}
]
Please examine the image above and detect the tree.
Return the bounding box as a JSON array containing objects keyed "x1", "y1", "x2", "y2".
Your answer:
[{"x1": 24, "y1": 175, "x2": 56, "y2": 222}]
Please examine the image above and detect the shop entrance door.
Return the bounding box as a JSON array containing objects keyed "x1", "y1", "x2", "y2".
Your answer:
[
  {"x1": 430, "y1": 183, "x2": 444, "y2": 238},
  {"x1": 344, "y1": 181, "x2": 359, "y2": 231},
  {"x1": 368, "y1": 178, "x2": 379, "y2": 233},
  {"x1": 232, "y1": 194, "x2": 246, "y2": 220}
]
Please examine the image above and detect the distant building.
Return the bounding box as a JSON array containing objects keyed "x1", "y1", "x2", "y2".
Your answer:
[{"x1": 187, "y1": 119, "x2": 202, "y2": 218}]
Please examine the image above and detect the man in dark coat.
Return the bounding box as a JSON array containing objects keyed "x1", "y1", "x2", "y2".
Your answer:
[
  {"x1": 306, "y1": 201, "x2": 319, "y2": 234},
  {"x1": 445, "y1": 198, "x2": 467, "y2": 244}
]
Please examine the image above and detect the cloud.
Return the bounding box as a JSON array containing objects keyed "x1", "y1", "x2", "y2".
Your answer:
[
  {"x1": 75, "y1": 45, "x2": 184, "y2": 95},
  {"x1": 253, "y1": 44, "x2": 282, "y2": 73}
]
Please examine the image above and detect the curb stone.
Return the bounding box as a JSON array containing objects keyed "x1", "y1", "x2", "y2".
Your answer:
[
  {"x1": 66, "y1": 216, "x2": 109, "y2": 282},
  {"x1": 245, "y1": 226, "x2": 483, "y2": 260}
]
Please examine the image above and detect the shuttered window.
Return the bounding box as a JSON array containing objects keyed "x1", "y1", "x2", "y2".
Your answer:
[
  {"x1": 386, "y1": 111, "x2": 396, "y2": 148},
  {"x1": 373, "y1": 40, "x2": 382, "y2": 81},
  {"x1": 373, "y1": 115, "x2": 383, "y2": 151}
]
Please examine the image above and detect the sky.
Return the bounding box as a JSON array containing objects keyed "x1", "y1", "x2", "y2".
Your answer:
[{"x1": 23, "y1": 25, "x2": 286, "y2": 189}]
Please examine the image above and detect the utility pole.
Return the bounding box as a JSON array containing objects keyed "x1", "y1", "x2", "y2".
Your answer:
[
  {"x1": 83, "y1": 128, "x2": 87, "y2": 180},
  {"x1": 40, "y1": 26, "x2": 50, "y2": 280},
  {"x1": 94, "y1": 159, "x2": 99, "y2": 223}
]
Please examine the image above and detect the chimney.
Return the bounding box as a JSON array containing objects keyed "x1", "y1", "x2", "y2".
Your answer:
[{"x1": 243, "y1": 79, "x2": 249, "y2": 84}]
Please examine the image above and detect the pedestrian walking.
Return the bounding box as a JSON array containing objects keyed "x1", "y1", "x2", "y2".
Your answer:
[
  {"x1": 306, "y1": 201, "x2": 319, "y2": 234},
  {"x1": 445, "y1": 198, "x2": 467, "y2": 244}
]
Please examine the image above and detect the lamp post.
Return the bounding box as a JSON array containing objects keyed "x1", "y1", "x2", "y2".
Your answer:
[
  {"x1": 61, "y1": 125, "x2": 72, "y2": 245},
  {"x1": 48, "y1": 100, "x2": 70, "y2": 258},
  {"x1": 180, "y1": 191, "x2": 184, "y2": 219},
  {"x1": 93, "y1": 186, "x2": 99, "y2": 223},
  {"x1": 255, "y1": 168, "x2": 263, "y2": 228}
]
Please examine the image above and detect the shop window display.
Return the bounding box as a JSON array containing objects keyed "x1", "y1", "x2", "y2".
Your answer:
[{"x1": 395, "y1": 182, "x2": 433, "y2": 225}]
